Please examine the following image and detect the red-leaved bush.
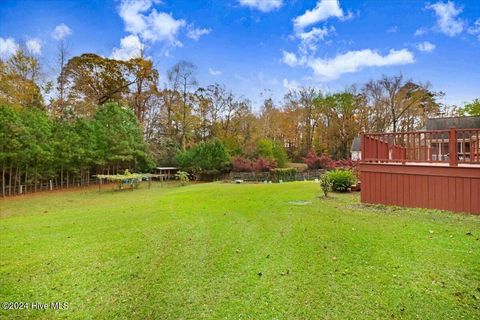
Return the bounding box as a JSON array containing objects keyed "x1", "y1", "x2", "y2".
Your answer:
[
  {"x1": 304, "y1": 150, "x2": 335, "y2": 169},
  {"x1": 304, "y1": 150, "x2": 360, "y2": 170},
  {"x1": 319, "y1": 155, "x2": 336, "y2": 169},
  {"x1": 253, "y1": 158, "x2": 277, "y2": 172},
  {"x1": 304, "y1": 150, "x2": 321, "y2": 169},
  {"x1": 335, "y1": 159, "x2": 359, "y2": 169},
  {"x1": 232, "y1": 156, "x2": 254, "y2": 172},
  {"x1": 232, "y1": 156, "x2": 277, "y2": 172}
]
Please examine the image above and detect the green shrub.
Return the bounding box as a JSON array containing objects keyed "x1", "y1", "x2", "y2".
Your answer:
[
  {"x1": 319, "y1": 174, "x2": 332, "y2": 197},
  {"x1": 176, "y1": 171, "x2": 189, "y2": 186},
  {"x1": 327, "y1": 169, "x2": 355, "y2": 192},
  {"x1": 270, "y1": 168, "x2": 297, "y2": 182},
  {"x1": 175, "y1": 139, "x2": 230, "y2": 177},
  {"x1": 256, "y1": 138, "x2": 274, "y2": 159},
  {"x1": 272, "y1": 141, "x2": 288, "y2": 167},
  {"x1": 256, "y1": 138, "x2": 288, "y2": 168}
]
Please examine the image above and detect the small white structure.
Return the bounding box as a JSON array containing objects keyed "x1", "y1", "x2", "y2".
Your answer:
[{"x1": 351, "y1": 137, "x2": 361, "y2": 161}]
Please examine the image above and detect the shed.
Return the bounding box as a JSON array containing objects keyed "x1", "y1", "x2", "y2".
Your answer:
[{"x1": 155, "y1": 167, "x2": 179, "y2": 180}]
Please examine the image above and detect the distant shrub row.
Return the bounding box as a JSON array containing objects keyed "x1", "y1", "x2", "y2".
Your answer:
[{"x1": 269, "y1": 168, "x2": 297, "y2": 182}]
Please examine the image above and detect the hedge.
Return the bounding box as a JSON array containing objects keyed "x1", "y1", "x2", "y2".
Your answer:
[{"x1": 270, "y1": 168, "x2": 297, "y2": 182}]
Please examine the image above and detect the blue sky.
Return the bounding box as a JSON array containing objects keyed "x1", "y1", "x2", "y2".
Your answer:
[{"x1": 1, "y1": 0, "x2": 479, "y2": 110}]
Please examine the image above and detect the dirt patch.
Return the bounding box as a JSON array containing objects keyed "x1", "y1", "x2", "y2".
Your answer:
[
  {"x1": 347, "y1": 203, "x2": 403, "y2": 213},
  {"x1": 287, "y1": 200, "x2": 312, "y2": 206}
]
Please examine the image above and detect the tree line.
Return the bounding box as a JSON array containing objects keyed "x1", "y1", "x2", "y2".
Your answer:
[
  {"x1": 0, "y1": 102, "x2": 152, "y2": 196},
  {"x1": 1, "y1": 45, "x2": 477, "y2": 195}
]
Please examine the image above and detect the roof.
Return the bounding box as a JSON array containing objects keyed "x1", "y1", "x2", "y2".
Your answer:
[
  {"x1": 426, "y1": 116, "x2": 480, "y2": 130},
  {"x1": 351, "y1": 137, "x2": 361, "y2": 152},
  {"x1": 156, "y1": 167, "x2": 178, "y2": 170}
]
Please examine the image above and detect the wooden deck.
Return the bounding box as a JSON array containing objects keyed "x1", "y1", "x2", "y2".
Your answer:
[
  {"x1": 360, "y1": 163, "x2": 480, "y2": 214},
  {"x1": 359, "y1": 128, "x2": 480, "y2": 214}
]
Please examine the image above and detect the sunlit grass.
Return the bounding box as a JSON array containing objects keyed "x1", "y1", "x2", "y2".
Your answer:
[{"x1": 1, "y1": 182, "x2": 479, "y2": 319}]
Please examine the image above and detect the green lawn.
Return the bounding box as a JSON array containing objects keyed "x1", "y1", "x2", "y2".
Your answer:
[{"x1": 1, "y1": 182, "x2": 479, "y2": 319}]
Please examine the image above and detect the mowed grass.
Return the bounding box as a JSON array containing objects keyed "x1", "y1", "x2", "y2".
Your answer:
[{"x1": 1, "y1": 182, "x2": 479, "y2": 319}]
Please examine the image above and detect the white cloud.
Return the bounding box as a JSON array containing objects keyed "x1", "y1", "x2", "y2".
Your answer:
[
  {"x1": 209, "y1": 68, "x2": 222, "y2": 75},
  {"x1": 283, "y1": 78, "x2": 300, "y2": 90},
  {"x1": 307, "y1": 49, "x2": 415, "y2": 80},
  {"x1": 297, "y1": 26, "x2": 334, "y2": 53},
  {"x1": 467, "y1": 18, "x2": 480, "y2": 40},
  {"x1": 25, "y1": 38, "x2": 42, "y2": 55},
  {"x1": 111, "y1": 34, "x2": 144, "y2": 60},
  {"x1": 118, "y1": 0, "x2": 186, "y2": 46},
  {"x1": 0, "y1": 37, "x2": 18, "y2": 58},
  {"x1": 238, "y1": 0, "x2": 283, "y2": 12},
  {"x1": 187, "y1": 26, "x2": 211, "y2": 40},
  {"x1": 426, "y1": 1, "x2": 464, "y2": 37},
  {"x1": 293, "y1": 0, "x2": 349, "y2": 30},
  {"x1": 143, "y1": 11, "x2": 186, "y2": 45},
  {"x1": 414, "y1": 27, "x2": 428, "y2": 36},
  {"x1": 118, "y1": 0, "x2": 151, "y2": 34},
  {"x1": 416, "y1": 41, "x2": 436, "y2": 52},
  {"x1": 52, "y1": 23, "x2": 72, "y2": 40},
  {"x1": 282, "y1": 51, "x2": 301, "y2": 67},
  {"x1": 282, "y1": 48, "x2": 415, "y2": 81}
]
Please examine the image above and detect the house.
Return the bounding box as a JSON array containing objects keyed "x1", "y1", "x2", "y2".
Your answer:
[
  {"x1": 426, "y1": 116, "x2": 480, "y2": 161},
  {"x1": 426, "y1": 116, "x2": 480, "y2": 130},
  {"x1": 350, "y1": 137, "x2": 361, "y2": 160}
]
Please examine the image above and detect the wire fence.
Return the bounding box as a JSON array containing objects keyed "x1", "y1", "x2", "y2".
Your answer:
[
  {"x1": 226, "y1": 169, "x2": 326, "y2": 182},
  {"x1": 1, "y1": 177, "x2": 100, "y2": 197},
  {"x1": 1, "y1": 169, "x2": 328, "y2": 197}
]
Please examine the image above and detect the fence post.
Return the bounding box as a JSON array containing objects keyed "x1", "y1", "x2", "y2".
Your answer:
[{"x1": 449, "y1": 128, "x2": 458, "y2": 167}]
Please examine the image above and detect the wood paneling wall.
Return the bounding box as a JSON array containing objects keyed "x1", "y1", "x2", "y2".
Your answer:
[{"x1": 360, "y1": 163, "x2": 480, "y2": 214}]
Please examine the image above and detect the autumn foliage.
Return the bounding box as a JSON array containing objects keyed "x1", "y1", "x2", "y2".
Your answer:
[
  {"x1": 304, "y1": 150, "x2": 358, "y2": 170},
  {"x1": 231, "y1": 156, "x2": 277, "y2": 172},
  {"x1": 304, "y1": 150, "x2": 335, "y2": 169}
]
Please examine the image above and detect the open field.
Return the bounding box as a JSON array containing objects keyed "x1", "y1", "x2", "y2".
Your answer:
[{"x1": 1, "y1": 182, "x2": 479, "y2": 319}]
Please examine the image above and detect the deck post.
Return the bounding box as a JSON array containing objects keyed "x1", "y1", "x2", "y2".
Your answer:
[
  {"x1": 449, "y1": 128, "x2": 458, "y2": 167},
  {"x1": 360, "y1": 133, "x2": 365, "y2": 162}
]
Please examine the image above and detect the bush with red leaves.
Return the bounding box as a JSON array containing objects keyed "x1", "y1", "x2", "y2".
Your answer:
[
  {"x1": 253, "y1": 158, "x2": 277, "y2": 172},
  {"x1": 304, "y1": 150, "x2": 321, "y2": 169},
  {"x1": 232, "y1": 156, "x2": 277, "y2": 172},
  {"x1": 335, "y1": 159, "x2": 359, "y2": 170},
  {"x1": 304, "y1": 150, "x2": 336, "y2": 169},
  {"x1": 232, "y1": 156, "x2": 254, "y2": 172},
  {"x1": 319, "y1": 155, "x2": 336, "y2": 169}
]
